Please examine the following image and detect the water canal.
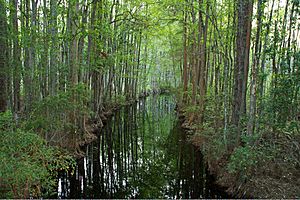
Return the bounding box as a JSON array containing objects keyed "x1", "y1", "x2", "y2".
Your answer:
[{"x1": 58, "y1": 95, "x2": 228, "y2": 198}]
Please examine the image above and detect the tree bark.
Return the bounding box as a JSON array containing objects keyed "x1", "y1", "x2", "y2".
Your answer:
[
  {"x1": 0, "y1": 0, "x2": 7, "y2": 112},
  {"x1": 247, "y1": 0, "x2": 262, "y2": 136},
  {"x1": 183, "y1": 0, "x2": 188, "y2": 102},
  {"x1": 50, "y1": 0, "x2": 59, "y2": 95},
  {"x1": 232, "y1": 0, "x2": 253, "y2": 130},
  {"x1": 11, "y1": 0, "x2": 21, "y2": 116}
]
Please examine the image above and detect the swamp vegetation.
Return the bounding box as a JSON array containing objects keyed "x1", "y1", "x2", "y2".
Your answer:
[{"x1": 0, "y1": 0, "x2": 299, "y2": 198}]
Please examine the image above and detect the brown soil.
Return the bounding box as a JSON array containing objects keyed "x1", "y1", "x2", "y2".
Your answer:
[{"x1": 177, "y1": 104, "x2": 300, "y2": 199}]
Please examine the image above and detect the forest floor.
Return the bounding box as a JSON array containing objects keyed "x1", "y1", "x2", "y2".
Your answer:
[{"x1": 176, "y1": 103, "x2": 300, "y2": 198}]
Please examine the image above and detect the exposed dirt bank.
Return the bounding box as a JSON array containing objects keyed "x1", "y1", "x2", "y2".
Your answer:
[{"x1": 176, "y1": 104, "x2": 300, "y2": 199}]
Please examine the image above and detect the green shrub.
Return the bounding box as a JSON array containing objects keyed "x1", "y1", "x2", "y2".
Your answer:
[
  {"x1": 0, "y1": 112, "x2": 75, "y2": 198},
  {"x1": 183, "y1": 104, "x2": 200, "y2": 114},
  {"x1": 227, "y1": 146, "x2": 259, "y2": 175},
  {"x1": 24, "y1": 83, "x2": 91, "y2": 145},
  {"x1": 111, "y1": 94, "x2": 127, "y2": 105}
]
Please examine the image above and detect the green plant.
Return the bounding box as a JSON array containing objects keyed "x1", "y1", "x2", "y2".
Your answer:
[
  {"x1": 183, "y1": 104, "x2": 200, "y2": 114},
  {"x1": 24, "y1": 83, "x2": 92, "y2": 146},
  {"x1": 227, "y1": 146, "x2": 258, "y2": 175},
  {"x1": 112, "y1": 94, "x2": 127, "y2": 105},
  {"x1": 0, "y1": 112, "x2": 75, "y2": 198}
]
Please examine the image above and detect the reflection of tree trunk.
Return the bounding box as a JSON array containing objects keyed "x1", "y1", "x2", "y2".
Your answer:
[
  {"x1": 103, "y1": 129, "x2": 107, "y2": 197},
  {"x1": 73, "y1": 96, "x2": 189, "y2": 198},
  {"x1": 107, "y1": 124, "x2": 113, "y2": 196},
  {"x1": 78, "y1": 158, "x2": 85, "y2": 198},
  {"x1": 116, "y1": 112, "x2": 123, "y2": 191},
  {"x1": 93, "y1": 136, "x2": 101, "y2": 198},
  {"x1": 178, "y1": 129, "x2": 184, "y2": 197},
  {"x1": 69, "y1": 167, "x2": 79, "y2": 198},
  {"x1": 192, "y1": 148, "x2": 201, "y2": 198}
]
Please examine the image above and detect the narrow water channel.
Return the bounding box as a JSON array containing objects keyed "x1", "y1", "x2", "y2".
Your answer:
[{"x1": 58, "y1": 95, "x2": 228, "y2": 198}]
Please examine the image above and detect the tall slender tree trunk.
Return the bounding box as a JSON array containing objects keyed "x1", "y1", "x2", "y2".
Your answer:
[
  {"x1": 50, "y1": 0, "x2": 58, "y2": 96},
  {"x1": 0, "y1": 0, "x2": 7, "y2": 112},
  {"x1": 69, "y1": 0, "x2": 79, "y2": 87},
  {"x1": 40, "y1": 0, "x2": 49, "y2": 100},
  {"x1": 197, "y1": 0, "x2": 208, "y2": 125},
  {"x1": 31, "y1": 0, "x2": 37, "y2": 100},
  {"x1": 259, "y1": 0, "x2": 275, "y2": 103},
  {"x1": 189, "y1": 0, "x2": 197, "y2": 123},
  {"x1": 247, "y1": 0, "x2": 262, "y2": 136},
  {"x1": 11, "y1": 0, "x2": 21, "y2": 117},
  {"x1": 68, "y1": 0, "x2": 79, "y2": 149},
  {"x1": 183, "y1": 0, "x2": 188, "y2": 103},
  {"x1": 232, "y1": 0, "x2": 253, "y2": 131}
]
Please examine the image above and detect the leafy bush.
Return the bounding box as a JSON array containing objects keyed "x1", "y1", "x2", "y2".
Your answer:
[
  {"x1": 227, "y1": 146, "x2": 259, "y2": 175},
  {"x1": 111, "y1": 94, "x2": 127, "y2": 105},
  {"x1": 0, "y1": 111, "x2": 75, "y2": 198},
  {"x1": 227, "y1": 135, "x2": 278, "y2": 181},
  {"x1": 24, "y1": 83, "x2": 91, "y2": 146},
  {"x1": 183, "y1": 104, "x2": 200, "y2": 114}
]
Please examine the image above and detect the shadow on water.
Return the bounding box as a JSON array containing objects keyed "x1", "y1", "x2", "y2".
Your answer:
[{"x1": 58, "y1": 95, "x2": 230, "y2": 199}]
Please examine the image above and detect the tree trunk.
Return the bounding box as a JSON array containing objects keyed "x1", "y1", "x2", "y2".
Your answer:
[
  {"x1": 0, "y1": 0, "x2": 7, "y2": 112},
  {"x1": 50, "y1": 0, "x2": 58, "y2": 96},
  {"x1": 197, "y1": 0, "x2": 208, "y2": 125},
  {"x1": 232, "y1": 0, "x2": 253, "y2": 130},
  {"x1": 183, "y1": 0, "x2": 188, "y2": 103},
  {"x1": 11, "y1": 0, "x2": 21, "y2": 117},
  {"x1": 247, "y1": 0, "x2": 262, "y2": 136}
]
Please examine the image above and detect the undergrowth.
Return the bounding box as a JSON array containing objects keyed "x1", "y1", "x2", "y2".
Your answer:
[
  {"x1": 177, "y1": 87, "x2": 300, "y2": 198},
  {"x1": 0, "y1": 111, "x2": 76, "y2": 198}
]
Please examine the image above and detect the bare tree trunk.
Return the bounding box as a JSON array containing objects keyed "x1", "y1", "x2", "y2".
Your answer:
[
  {"x1": 183, "y1": 0, "x2": 188, "y2": 103},
  {"x1": 30, "y1": 0, "x2": 37, "y2": 100},
  {"x1": 247, "y1": 0, "x2": 262, "y2": 136},
  {"x1": 190, "y1": 0, "x2": 197, "y2": 123},
  {"x1": 0, "y1": 0, "x2": 7, "y2": 112},
  {"x1": 11, "y1": 0, "x2": 21, "y2": 117},
  {"x1": 50, "y1": 0, "x2": 58, "y2": 95},
  {"x1": 232, "y1": 0, "x2": 253, "y2": 131},
  {"x1": 68, "y1": 0, "x2": 79, "y2": 148},
  {"x1": 197, "y1": 0, "x2": 208, "y2": 125},
  {"x1": 259, "y1": 0, "x2": 275, "y2": 102}
]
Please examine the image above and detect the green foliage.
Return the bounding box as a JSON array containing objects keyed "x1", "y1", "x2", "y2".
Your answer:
[
  {"x1": 241, "y1": 132, "x2": 261, "y2": 145},
  {"x1": 111, "y1": 94, "x2": 127, "y2": 105},
  {"x1": 24, "y1": 83, "x2": 91, "y2": 142},
  {"x1": 227, "y1": 146, "x2": 259, "y2": 176},
  {"x1": 0, "y1": 112, "x2": 75, "y2": 198},
  {"x1": 183, "y1": 104, "x2": 200, "y2": 114},
  {"x1": 205, "y1": 130, "x2": 227, "y2": 160},
  {"x1": 0, "y1": 110, "x2": 14, "y2": 129}
]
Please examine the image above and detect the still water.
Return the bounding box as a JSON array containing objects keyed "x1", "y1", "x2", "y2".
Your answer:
[{"x1": 58, "y1": 95, "x2": 227, "y2": 198}]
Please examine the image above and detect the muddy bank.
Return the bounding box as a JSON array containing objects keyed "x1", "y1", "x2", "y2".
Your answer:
[{"x1": 176, "y1": 103, "x2": 300, "y2": 199}]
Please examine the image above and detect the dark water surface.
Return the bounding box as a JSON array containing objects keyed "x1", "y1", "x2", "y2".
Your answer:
[{"x1": 58, "y1": 95, "x2": 228, "y2": 198}]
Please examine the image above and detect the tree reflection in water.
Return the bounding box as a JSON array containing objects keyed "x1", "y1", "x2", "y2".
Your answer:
[{"x1": 58, "y1": 95, "x2": 228, "y2": 198}]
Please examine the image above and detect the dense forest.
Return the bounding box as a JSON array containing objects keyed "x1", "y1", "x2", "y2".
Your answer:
[{"x1": 0, "y1": 0, "x2": 299, "y2": 198}]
